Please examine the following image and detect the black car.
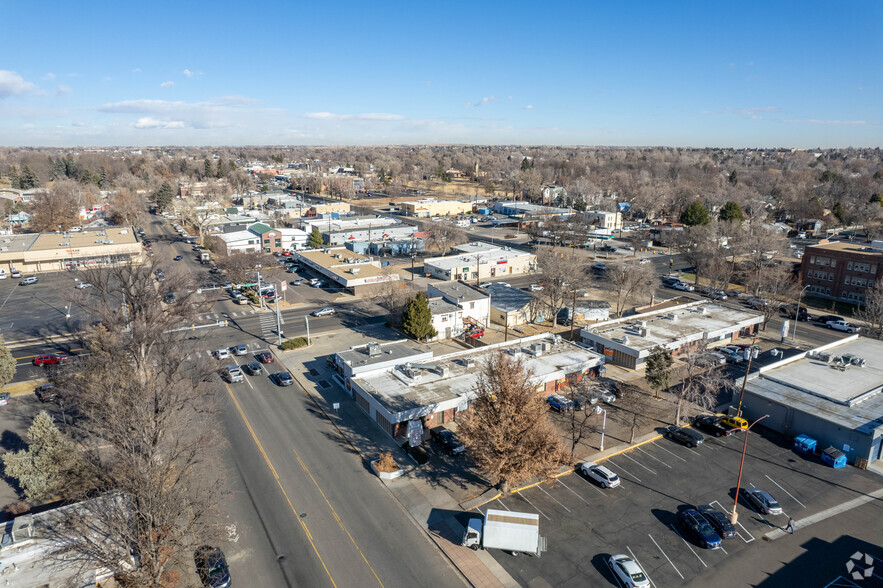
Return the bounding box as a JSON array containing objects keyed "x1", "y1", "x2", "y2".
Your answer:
[
  {"x1": 678, "y1": 508, "x2": 722, "y2": 549},
  {"x1": 815, "y1": 314, "x2": 844, "y2": 324},
  {"x1": 242, "y1": 362, "x2": 263, "y2": 376},
  {"x1": 174, "y1": 255, "x2": 183, "y2": 261},
  {"x1": 697, "y1": 504, "x2": 737, "y2": 539},
  {"x1": 664, "y1": 425, "x2": 704, "y2": 448},
  {"x1": 273, "y1": 371, "x2": 293, "y2": 386},
  {"x1": 35, "y1": 383, "x2": 60, "y2": 403},
  {"x1": 430, "y1": 426, "x2": 465, "y2": 455},
  {"x1": 780, "y1": 304, "x2": 810, "y2": 321},
  {"x1": 194, "y1": 545, "x2": 231, "y2": 588},
  {"x1": 691, "y1": 415, "x2": 734, "y2": 438}
]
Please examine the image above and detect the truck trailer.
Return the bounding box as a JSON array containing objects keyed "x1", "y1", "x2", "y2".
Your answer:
[{"x1": 462, "y1": 509, "x2": 546, "y2": 556}]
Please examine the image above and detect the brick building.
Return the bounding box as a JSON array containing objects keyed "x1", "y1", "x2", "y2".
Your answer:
[{"x1": 800, "y1": 240, "x2": 882, "y2": 305}]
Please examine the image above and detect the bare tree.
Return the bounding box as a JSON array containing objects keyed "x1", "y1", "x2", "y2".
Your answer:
[
  {"x1": 853, "y1": 280, "x2": 883, "y2": 340},
  {"x1": 742, "y1": 260, "x2": 797, "y2": 329},
  {"x1": 106, "y1": 188, "x2": 145, "y2": 227},
  {"x1": 669, "y1": 344, "x2": 733, "y2": 425},
  {"x1": 173, "y1": 184, "x2": 226, "y2": 246},
  {"x1": 610, "y1": 382, "x2": 655, "y2": 444},
  {"x1": 560, "y1": 378, "x2": 603, "y2": 461},
  {"x1": 671, "y1": 224, "x2": 716, "y2": 284},
  {"x1": 30, "y1": 180, "x2": 83, "y2": 232},
  {"x1": 425, "y1": 223, "x2": 467, "y2": 256},
  {"x1": 213, "y1": 250, "x2": 278, "y2": 286},
  {"x1": 537, "y1": 246, "x2": 589, "y2": 326},
  {"x1": 456, "y1": 351, "x2": 564, "y2": 492},
  {"x1": 603, "y1": 261, "x2": 656, "y2": 317},
  {"x1": 375, "y1": 274, "x2": 413, "y2": 326}
]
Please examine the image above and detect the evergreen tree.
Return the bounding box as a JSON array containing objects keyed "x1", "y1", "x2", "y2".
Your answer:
[
  {"x1": 401, "y1": 292, "x2": 437, "y2": 341},
  {"x1": 204, "y1": 158, "x2": 213, "y2": 179},
  {"x1": 50, "y1": 157, "x2": 66, "y2": 180},
  {"x1": 645, "y1": 346, "x2": 673, "y2": 400},
  {"x1": 2, "y1": 411, "x2": 81, "y2": 501},
  {"x1": 216, "y1": 158, "x2": 227, "y2": 178},
  {"x1": 0, "y1": 332, "x2": 15, "y2": 388},
  {"x1": 718, "y1": 201, "x2": 745, "y2": 223},
  {"x1": 832, "y1": 201, "x2": 846, "y2": 223},
  {"x1": 153, "y1": 181, "x2": 175, "y2": 211},
  {"x1": 680, "y1": 200, "x2": 711, "y2": 226},
  {"x1": 307, "y1": 227, "x2": 324, "y2": 249},
  {"x1": 19, "y1": 165, "x2": 39, "y2": 189},
  {"x1": 9, "y1": 165, "x2": 20, "y2": 189},
  {"x1": 98, "y1": 167, "x2": 108, "y2": 189},
  {"x1": 728, "y1": 170, "x2": 738, "y2": 185}
]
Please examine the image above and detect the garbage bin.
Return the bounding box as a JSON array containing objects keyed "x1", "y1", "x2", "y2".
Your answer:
[
  {"x1": 793, "y1": 434, "x2": 817, "y2": 456},
  {"x1": 821, "y1": 447, "x2": 847, "y2": 468}
]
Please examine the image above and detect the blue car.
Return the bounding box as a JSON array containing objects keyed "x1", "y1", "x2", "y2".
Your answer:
[
  {"x1": 678, "y1": 508, "x2": 722, "y2": 549},
  {"x1": 547, "y1": 394, "x2": 574, "y2": 412}
]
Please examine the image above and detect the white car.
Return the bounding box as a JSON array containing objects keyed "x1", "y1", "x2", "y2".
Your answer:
[
  {"x1": 580, "y1": 462, "x2": 621, "y2": 488},
  {"x1": 213, "y1": 348, "x2": 231, "y2": 360},
  {"x1": 0, "y1": 270, "x2": 6, "y2": 279},
  {"x1": 311, "y1": 306, "x2": 335, "y2": 317},
  {"x1": 528, "y1": 284, "x2": 543, "y2": 291},
  {"x1": 478, "y1": 282, "x2": 492, "y2": 289},
  {"x1": 672, "y1": 282, "x2": 694, "y2": 292},
  {"x1": 496, "y1": 282, "x2": 511, "y2": 288},
  {"x1": 607, "y1": 554, "x2": 651, "y2": 588},
  {"x1": 638, "y1": 258, "x2": 650, "y2": 264},
  {"x1": 75, "y1": 282, "x2": 93, "y2": 289},
  {"x1": 826, "y1": 320, "x2": 859, "y2": 333}
]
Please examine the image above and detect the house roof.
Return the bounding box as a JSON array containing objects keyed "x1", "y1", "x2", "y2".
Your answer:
[
  {"x1": 487, "y1": 284, "x2": 534, "y2": 312},
  {"x1": 429, "y1": 281, "x2": 489, "y2": 303},
  {"x1": 428, "y1": 298, "x2": 461, "y2": 316},
  {"x1": 249, "y1": 223, "x2": 274, "y2": 235}
]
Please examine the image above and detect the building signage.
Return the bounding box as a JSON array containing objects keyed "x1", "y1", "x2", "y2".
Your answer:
[
  {"x1": 407, "y1": 419, "x2": 422, "y2": 447},
  {"x1": 497, "y1": 260, "x2": 508, "y2": 264},
  {"x1": 603, "y1": 349, "x2": 614, "y2": 356}
]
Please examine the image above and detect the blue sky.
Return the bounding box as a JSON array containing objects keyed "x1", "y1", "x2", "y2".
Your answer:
[{"x1": 1, "y1": 1, "x2": 880, "y2": 147}]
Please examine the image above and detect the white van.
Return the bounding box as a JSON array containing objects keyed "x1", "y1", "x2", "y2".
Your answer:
[{"x1": 0, "y1": 269, "x2": 6, "y2": 280}]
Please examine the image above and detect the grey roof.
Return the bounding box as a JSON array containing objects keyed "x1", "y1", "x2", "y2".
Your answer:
[
  {"x1": 337, "y1": 341, "x2": 428, "y2": 369},
  {"x1": 428, "y1": 298, "x2": 461, "y2": 316},
  {"x1": 487, "y1": 284, "x2": 534, "y2": 312},
  {"x1": 430, "y1": 281, "x2": 489, "y2": 303}
]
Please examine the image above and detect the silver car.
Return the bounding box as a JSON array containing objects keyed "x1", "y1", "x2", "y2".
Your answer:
[
  {"x1": 222, "y1": 366, "x2": 244, "y2": 383},
  {"x1": 741, "y1": 488, "x2": 783, "y2": 515},
  {"x1": 607, "y1": 554, "x2": 651, "y2": 588}
]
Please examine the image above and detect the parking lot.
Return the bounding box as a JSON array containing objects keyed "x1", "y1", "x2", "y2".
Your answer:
[{"x1": 477, "y1": 428, "x2": 883, "y2": 587}]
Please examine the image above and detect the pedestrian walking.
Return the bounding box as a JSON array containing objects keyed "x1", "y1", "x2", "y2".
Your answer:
[{"x1": 785, "y1": 517, "x2": 795, "y2": 534}]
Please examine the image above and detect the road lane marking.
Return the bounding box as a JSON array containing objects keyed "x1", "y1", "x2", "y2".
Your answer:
[
  {"x1": 572, "y1": 472, "x2": 608, "y2": 496},
  {"x1": 605, "y1": 459, "x2": 642, "y2": 483},
  {"x1": 654, "y1": 443, "x2": 688, "y2": 462},
  {"x1": 765, "y1": 474, "x2": 806, "y2": 509},
  {"x1": 685, "y1": 447, "x2": 702, "y2": 456},
  {"x1": 292, "y1": 446, "x2": 385, "y2": 587},
  {"x1": 496, "y1": 499, "x2": 510, "y2": 511},
  {"x1": 556, "y1": 478, "x2": 593, "y2": 505},
  {"x1": 518, "y1": 493, "x2": 550, "y2": 520},
  {"x1": 626, "y1": 546, "x2": 657, "y2": 588},
  {"x1": 537, "y1": 484, "x2": 571, "y2": 513},
  {"x1": 670, "y1": 523, "x2": 708, "y2": 567},
  {"x1": 648, "y1": 533, "x2": 684, "y2": 579},
  {"x1": 223, "y1": 382, "x2": 338, "y2": 588},
  {"x1": 710, "y1": 500, "x2": 754, "y2": 543},
  {"x1": 622, "y1": 453, "x2": 657, "y2": 475},
  {"x1": 636, "y1": 445, "x2": 673, "y2": 468}
]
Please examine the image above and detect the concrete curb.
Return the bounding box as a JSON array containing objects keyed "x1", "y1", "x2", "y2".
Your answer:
[
  {"x1": 2, "y1": 378, "x2": 47, "y2": 397},
  {"x1": 763, "y1": 487, "x2": 883, "y2": 542}
]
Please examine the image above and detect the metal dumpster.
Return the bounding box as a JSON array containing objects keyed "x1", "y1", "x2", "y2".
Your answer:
[
  {"x1": 821, "y1": 447, "x2": 847, "y2": 468},
  {"x1": 793, "y1": 434, "x2": 817, "y2": 456}
]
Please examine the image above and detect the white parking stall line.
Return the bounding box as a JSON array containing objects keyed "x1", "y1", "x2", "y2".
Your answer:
[
  {"x1": 606, "y1": 459, "x2": 642, "y2": 483},
  {"x1": 653, "y1": 443, "x2": 688, "y2": 462},
  {"x1": 496, "y1": 499, "x2": 510, "y2": 511},
  {"x1": 214, "y1": 313, "x2": 219, "y2": 319},
  {"x1": 635, "y1": 446, "x2": 673, "y2": 469},
  {"x1": 626, "y1": 546, "x2": 657, "y2": 588},
  {"x1": 670, "y1": 524, "x2": 707, "y2": 567},
  {"x1": 518, "y1": 493, "x2": 550, "y2": 521},
  {"x1": 232, "y1": 312, "x2": 238, "y2": 317},
  {"x1": 576, "y1": 474, "x2": 608, "y2": 496},
  {"x1": 685, "y1": 447, "x2": 702, "y2": 456},
  {"x1": 622, "y1": 453, "x2": 658, "y2": 475},
  {"x1": 765, "y1": 474, "x2": 806, "y2": 509},
  {"x1": 556, "y1": 478, "x2": 593, "y2": 505},
  {"x1": 648, "y1": 533, "x2": 684, "y2": 580},
  {"x1": 710, "y1": 500, "x2": 755, "y2": 543},
  {"x1": 476, "y1": 507, "x2": 484, "y2": 517},
  {"x1": 538, "y1": 485, "x2": 571, "y2": 513}
]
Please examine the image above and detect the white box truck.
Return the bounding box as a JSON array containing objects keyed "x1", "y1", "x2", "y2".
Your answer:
[
  {"x1": 200, "y1": 252, "x2": 211, "y2": 264},
  {"x1": 461, "y1": 509, "x2": 546, "y2": 556}
]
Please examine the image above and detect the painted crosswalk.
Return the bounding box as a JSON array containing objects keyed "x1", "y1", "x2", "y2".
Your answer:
[{"x1": 258, "y1": 312, "x2": 284, "y2": 337}]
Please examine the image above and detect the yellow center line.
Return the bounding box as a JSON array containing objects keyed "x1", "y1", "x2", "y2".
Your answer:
[
  {"x1": 292, "y1": 443, "x2": 385, "y2": 588},
  {"x1": 224, "y1": 382, "x2": 338, "y2": 588},
  {"x1": 15, "y1": 347, "x2": 85, "y2": 360}
]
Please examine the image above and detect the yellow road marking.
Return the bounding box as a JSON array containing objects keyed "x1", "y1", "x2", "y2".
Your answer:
[
  {"x1": 15, "y1": 347, "x2": 85, "y2": 360},
  {"x1": 224, "y1": 382, "x2": 338, "y2": 588}
]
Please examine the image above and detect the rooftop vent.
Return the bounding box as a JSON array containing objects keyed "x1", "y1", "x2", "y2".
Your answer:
[{"x1": 366, "y1": 342, "x2": 382, "y2": 357}]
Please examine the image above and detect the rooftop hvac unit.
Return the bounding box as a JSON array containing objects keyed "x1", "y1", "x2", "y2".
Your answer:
[
  {"x1": 700, "y1": 307, "x2": 708, "y2": 315},
  {"x1": 366, "y1": 342, "x2": 382, "y2": 357},
  {"x1": 638, "y1": 321, "x2": 647, "y2": 328},
  {"x1": 465, "y1": 359, "x2": 475, "y2": 368},
  {"x1": 622, "y1": 335, "x2": 630, "y2": 345},
  {"x1": 667, "y1": 313, "x2": 678, "y2": 321},
  {"x1": 818, "y1": 353, "x2": 832, "y2": 363},
  {"x1": 530, "y1": 342, "x2": 544, "y2": 356},
  {"x1": 350, "y1": 267, "x2": 360, "y2": 274},
  {"x1": 639, "y1": 327, "x2": 648, "y2": 337},
  {"x1": 106, "y1": 240, "x2": 113, "y2": 244},
  {"x1": 543, "y1": 341, "x2": 552, "y2": 352}
]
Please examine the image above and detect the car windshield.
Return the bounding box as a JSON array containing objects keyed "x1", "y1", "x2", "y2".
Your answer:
[{"x1": 698, "y1": 521, "x2": 715, "y2": 535}]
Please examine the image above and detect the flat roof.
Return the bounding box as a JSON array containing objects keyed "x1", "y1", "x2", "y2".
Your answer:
[
  {"x1": 746, "y1": 337, "x2": 883, "y2": 435},
  {"x1": 424, "y1": 248, "x2": 533, "y2": 271},
  {"x1": 0, "y1": 233, "x2": 38, "y2": 253},
  {"x1": 582, "y1": 301, "x2": 763, "y2": 353},
  {"x1": 806, "y1": 240, "x2": 883, "y2": 258},
  {"x1": 29, "y1": 226, "x2": 138, "y2": 251},
  {"x1": 354, "y1": 335, "x2": 604, "y2": 417},
  {"x1": 296, "y1": 248, "x2": 391, "y2": 280},
  {"x1": 429, "y1": 281, "x2": 489, "y2": 302},
  {"x1": 428, "y1": 298, "x2": 461, "y2": 315},
  {"x1": 454, "y1": 241, "x2": 501, "y2": 254},
  {"x1": 338, "y1": 341, "x2": 428, "y2": 370},
  {"x1": 487, "y1": 284, "x2": 533, "y2": 312}
]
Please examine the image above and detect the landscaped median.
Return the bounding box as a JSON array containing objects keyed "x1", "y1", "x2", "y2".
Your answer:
[{"x1": 278, "y1": 336, "x2": 310, "y2": 352}]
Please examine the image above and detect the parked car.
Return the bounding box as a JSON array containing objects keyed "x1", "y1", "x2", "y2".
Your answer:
[
  {"x1": 311, "y1": 307, "x2": 335, "y2": 317},
  {"x1": 19, "y1": 276, "x2": 38, "y2": 286},
  {"x1": 311, "y1": 280, "x2": 325, "y2": 288},
  {"x1": 697, "y1": 504, "x2": 737, "y2": 539},
  {"x1": 719, "y1": 346, "x2": 745, "y2": 364},
  {"x1": 10, "y1": 269, "x2": 22, "y2": 278},
  {"x1": 33, "y1": 353, "x2": 68, "y2": 366},
  {"x1": 242, "y1": 362, "x2": 263, "y2": 376},
  {"x1": 35, "y1": 383, "x2": 60, "y2": 403},
  {"x1": 194, "y1": 545, "x2": 232, "y2": 588},
  {"x1": 222, "y1": 366, "x2": 244, "y2": 383},
  {"x1": 746, "y1": 297, "x2": 771, "y2": 310},
  {"x1": 256, "y1": 351, "x2": 274, "y2": 364},
  {"x1": 580, "y1": 462, "x2": 621, "y2": 488},
  {"x1": 290, "y1": 279, "x2": 305, "y2": 285},
  {"x1": 272, "y1": 371, "x2": 294, "y2": 386},
  {"x1": 695, "y1": 352, "x2": 727, "y2": 367},
  {"x1": 691, "y1": 415, "x2": 734, "y2": 437},
  {"x1": 661, "y1": 276, "x2": 681, "y2": 286},
  {"x1": 478, "y1": 282, "x2": 492, "y2": 288},
  {"x1": 606, "y1": 554, "x2": 651, "y2": 588},
  {"x1": 671, "y1": 281, "x2": 694, "y2": 292},
  {"x1": 664, "y1": 425, "x2": 704, "y2": 448},
  {"x1": 174, "y1": 255, "x2": 183, "y2": 261},
  {"x1": 740, "y1": 488, "x2": 783, "y2": 515},
  {"x1": 213, "y1": 348, "x2": 231, "y2": 360},
  {"x1": 678, "y1": 508, "x2": 722, "y2": 549},
  {"x1": 528, "y1": 284, "x2": 544, "y2": 291},
  {"x1": 430, "y1": 427, "x2": 466, "y2": 455},
  {"x1": 231, "y1": 344, "x2": 248, "y2": 356},
  {"x1": 717, "y1": 414, "x2": 749, "y2": 431},
  {"x1": 815, "y1": 314, "x2": 844, "y2": 325},
  {"x1": 164, "y1": 292, "x2": 176, "y2": 304},
  {"x1": 496, "y1": 282, "x2": 511, "y2": 288},
  {"x1": 547, "y1": 394, "x2": 574, "y2": 412},
  {"x1": 780, "y1": 304, "x2": 811, "y2": 321},
  {"x1": 74, "y1": 281, "x2": 93, "y2": 289},
  {"x1": 826, "y1": 320, "x2": 859, "y2": 333},
  {"x1": 466, "y1": 327, "x2": 484, "y2": 339}
]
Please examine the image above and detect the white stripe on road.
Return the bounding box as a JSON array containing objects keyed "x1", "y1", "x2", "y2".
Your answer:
[
  {"x1": 654, "y1": 443, "x2": 688, "y2": 462},
  {"x1": 606, "y1": 459, "x2": 642, "y2": 483},
  {"x1": 711, "y1": 500, "x2": 754, "y2": 543},
  {"x1": 573, "y1": 472, "x2": 608, "y2": 496},
  {"x1": 518, "y1": 493, "x2": 550, "y2": 521},
  {"x1": 648, "y1": 533, "x2": 684, "y2": 579},
  {"x1": 538, "y1": 484, "x2": 571, "y2": 513},
  {"x1": 626, "y1": 546, "x2": 657, "y2": 588},
  {"x1": 622, "y1": 453, "x2": 658, "y2": 475},
  {"x1": 686, "y1": 446, "x2": 702, "y2": 456},
  {"x1": 636, "y1": 445, "x2": 673, "y2": 468},
  {"x1": 670, "y1": 523, "x2": 707, "y2": 567},
  {"x1": 765, "y1": 474, "x2": 806, "y2": 509},
  {"x1": 496, "y1": 499, "x2": 510, "y2": 511},
  {"x1": 556, "y1": 478, "x2": 593, "y2": 505}
]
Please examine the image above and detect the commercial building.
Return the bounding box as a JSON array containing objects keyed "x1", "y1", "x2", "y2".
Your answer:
[
  {"x1": 492, "y1": 201, "x2": 575, "y2": 219},
  {"x1": 427, "y1": 281, "x2": 491, "y2": 329},
  {"x1": 423, "y1": 244, "x2": 536, "y2": 281},
  {"x1": 293, "y1": 247, "x2": 400, "y2": 294},
  {"x1": 583, "y1": 210, "x2": 623, "y2": 231},
  {"x1": 800, "y1": 240, "x2": 882, "y2": 305},
  {"x1": 486, "y1": 284, "x2": 540, "y2": 327},
  {"x1": 214, "y1": 223, "x2": 307, "y2": 255},
  {"x1": 0, "y1": 226, "x2": 143, "y2": 274},
  {"x1": 428, "y1": 297, "x2": 464, "y2": 341},
  {"x1": 739, "y1": 336, "x2": 883, "y2": 467},
  {"x1": 332, "y1": 334, "x2": 605, "y2": 439},
  {"x1": 567, "y1": 299, "x2": 612, "y2": 323},
  {"x1": 399, "y1": 199, "x2": 473, "y2": 218},
  {"x1": 580, "y1": 300, "x2": 762, "y2": 369},
  {"x1": 300, "y1": 215, "x2": 414, "y2": 246}
]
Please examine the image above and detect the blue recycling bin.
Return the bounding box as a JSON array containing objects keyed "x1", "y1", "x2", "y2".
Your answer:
[
  {"x1": 793, "y1": 434, "x2": 817, "y2": 456},
  {"x1": 821, "y1": 447, "x2": 847, "y2": 469}
]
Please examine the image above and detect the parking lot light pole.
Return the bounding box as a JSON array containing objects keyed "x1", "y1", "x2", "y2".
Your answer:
[
  {"x1": 791, "y1": 285, "x2": 810, "y2": 341},
  {"x1": 594, "y1": 406, "x2": 607, "y2": 451},
  {"x1": 730, "y1": 414, "x2": 770, "y2": 526}
]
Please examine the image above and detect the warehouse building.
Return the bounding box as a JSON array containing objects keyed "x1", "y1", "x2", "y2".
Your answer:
[
  {"x1": 399, "y1": 199, "x2": 473, "y2": 218},
  {"x1": 739, "y1": 336, "x2": 883, "y2": 468},
  {"x1": 580, "y1": 300, "x2": 762, "y2": 369},
  {"x1": 332, "y1": 334, "x2": 605, "y2": 440},
  {"x1": 292, "y1": 247, "x2": 400, "y2": 294},
  {"x1": 0, "y1": 226, "x2": 143, "y2": 274},
  {"x1": 423, "y1": 244, "x2": 536, "y2": 281}
]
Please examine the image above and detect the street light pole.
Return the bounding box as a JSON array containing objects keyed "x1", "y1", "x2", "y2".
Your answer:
[
  {"x1": 736, "y1": 333, "x2": 759, "y2": 416},
  {"x1": 595, "y1": 406, "x2": 608, "y2": 451},
  {"x1": 730, "y1": 414, "x2": 769, "y2": 525},
  {"x1": 791, "y1": 285, "x2": 809, "y2": 341}
]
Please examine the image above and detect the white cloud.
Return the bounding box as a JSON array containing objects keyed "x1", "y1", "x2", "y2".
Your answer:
[
  {"x1": 784, "y1": 119, "x2": 867, "y2": 126},
  {"x1": 56, "y1": 85, "x2": 71, "y2": 95},
  {"x1": 160, "y1": 81, "x2": 174, "y2": 88},
  {"x1": 423, "y1": 80, "x2": 432, "y2": 86},
  {"x1": 0, "y1": 70, "x2": 36, "y2": 98},
  {"x1": 524, "y1": 105, "x2": 534, "y2": 110},
  {"x1": 724, "y1": 106, "x2": 780, "y2": 116},
  {"x1": 464, "y1": 96, "x2": 495, "y2": 108},
  {"x1": 304, "y1": 111, "x2": 405, "y2": 121},
  {"x1": 41, "y1": 73, "x2": 56, "y2": 81},
  {"x1": 132, "y1": 117, "x2": 188, "y2": 129},
  {"x1": 132, "y1": 68, "x2": 141, "y2": 73},
  {"x1": 216, "y1": 95, "x2": 259, "y2": 106},
  {"x1": 98, "y1": 97, "x2": 285, "y2": 130},
  {"x1": 182, "y1": 69, "x2": 194, "y2": 78}
]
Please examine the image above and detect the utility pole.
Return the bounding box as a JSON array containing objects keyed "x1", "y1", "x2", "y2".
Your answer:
[
  {"x1": 275, "y1": 285, "x2": 283, "y2": 346},
  {"x1": 570, "y1": 289, "x2": 576, "y2": 340},
  {"x1": 305, "y1": 315, "x2": 311, "y2": 346},
  {"x1": 256, "y1": 271, "x2": 264, "y2": 310}
]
